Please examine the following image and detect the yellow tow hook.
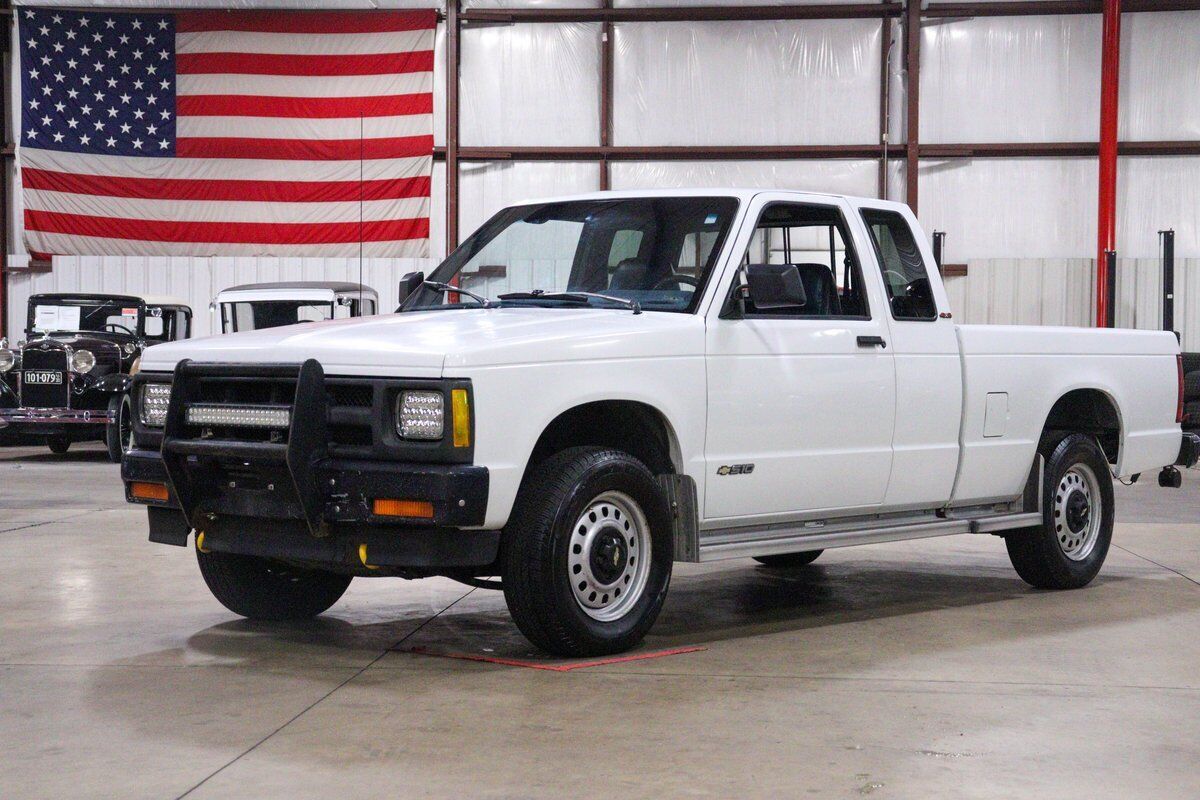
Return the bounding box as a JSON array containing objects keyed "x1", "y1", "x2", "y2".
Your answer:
[
  {"x1": 195, "y1": 531, "x2": 211, "y2": 553},
  {"x1": 358, "y1": 544, "x2": 379, "y2": 570}
]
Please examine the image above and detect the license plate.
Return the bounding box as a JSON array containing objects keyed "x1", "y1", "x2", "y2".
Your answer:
[{"x1": 24, "y1": 370, "x2": 63, "y2": 385}]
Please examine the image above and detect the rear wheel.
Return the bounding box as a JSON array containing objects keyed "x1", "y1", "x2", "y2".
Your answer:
[
  {"x1": 501, "y1": 447, "x2": 672, "y2": 657},
  {"x1": 47, "y1": 436, "x2": 70, "y2": 455},
  {"x1": 1005, "y1": 433, "x2": 1114, "y2": 590},
  {"x1": 754, "y1": 550, "x2": 823, "y2": 568},
  {"x1": 196, "y1": 544, "x2": 352, "y2": 620},
  {"x1": 105, "y1": 394, "x2": 132, "y2": 463}
]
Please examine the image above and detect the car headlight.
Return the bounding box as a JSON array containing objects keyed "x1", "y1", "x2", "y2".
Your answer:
[
  {"x1": 395, "y1": 390, "x2": 444, "y2": 440},
  {"x1": 139, "y1": 383, "x2": 172, "y2": 427},
  {"x1": 0, "y1": 349, "x2": 14, "y2": 374},
  {"x1": 71, "y1": 349, "x2": 96, "y2": 373}
]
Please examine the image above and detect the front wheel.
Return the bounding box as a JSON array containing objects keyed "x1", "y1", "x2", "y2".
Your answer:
[
  {"x1": 47, "y1": 436, "x2": 70, "y2": 454},
  {"x1": 105, "y1": 394, "x2": 132, "y2": 463},
  {"x1": 501, "y1": 447, "x2": 673, "y2": 657},
  {"x1": 196, "y1": 544, "x2": 352, "y2": 620},
  {"x1": 1005, "y1": 433, "x2": 1114, "y2": 590}
]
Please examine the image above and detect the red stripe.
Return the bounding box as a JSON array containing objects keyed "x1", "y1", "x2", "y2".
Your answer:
[
  {"x1": 175, "y1": 135, "x2": 433, "y2": 161},
  {"x1": 177, "y1": 93, "x2": 432, "y2": 119},
  {"x1": 23, "y1": 168, "x2": 430, "y2": 203},
  {"x1": 177, "y1": 50, "x2": 435, "y2": 77},
  {"x1": 26, "y1": 210, "x2": 429, "y2": 245},
  {"x1": 177, "y1": 10, "x2": 437, "y2": 35}
]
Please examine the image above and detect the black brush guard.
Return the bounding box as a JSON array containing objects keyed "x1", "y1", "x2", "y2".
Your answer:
[{"x1": 157, "y1": 359, "x2": 490, "y2": 547}]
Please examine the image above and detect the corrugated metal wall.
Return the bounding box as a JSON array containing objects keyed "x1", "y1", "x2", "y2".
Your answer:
[{"x1": 943, "y1": 258, "x2": 1200, "y2": 350}]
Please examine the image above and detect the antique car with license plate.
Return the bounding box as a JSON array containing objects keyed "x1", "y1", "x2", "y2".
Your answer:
[
  {"x1": 1, "y1": 292, "x2": 191, "y2": 460},
  {"x1": 120, "y1": 189, "x2": 1198, "y2": 656}
]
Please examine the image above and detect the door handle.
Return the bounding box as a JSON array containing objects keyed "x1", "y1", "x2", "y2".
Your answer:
[{"x1": 857, "y1": 335, "x2": 887, "y2": 348}]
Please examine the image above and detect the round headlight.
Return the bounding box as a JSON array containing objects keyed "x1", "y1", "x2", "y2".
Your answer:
[
  {"x1": 0, "y1": 349, "x2": 14, "y2": 374},
  {"x1": 71, "y1": 349, "x2": 96, "y2": 373},
  {"x1": 123, "y1": 342, "x2": 136, "y2": 356}
]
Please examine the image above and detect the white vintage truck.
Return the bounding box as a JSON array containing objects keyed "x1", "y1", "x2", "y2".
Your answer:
[{"x1": 121, "y1": 189, "x2": 1198, "y2": 656}]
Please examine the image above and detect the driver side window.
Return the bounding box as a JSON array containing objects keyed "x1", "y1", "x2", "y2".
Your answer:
[{"x1": 861, "y1": 209, "x2": 938, "y2": 321}]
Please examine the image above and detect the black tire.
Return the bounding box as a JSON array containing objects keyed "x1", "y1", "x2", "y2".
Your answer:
[
  {"x1": 754, "y1": 550, "x2": 823, "y2": 568},
  {"x1": 1005, "y1": 433, "x2": 1114, "y2": 590},
  {"x1": 196, "y1": 545, "x2": 352, "y2": 620},
  {"x1": 1182, "y1": 352, "x2": 1200, "y2": 378},
  {"x1": 1184, "y1": 370, "x2": 1200, "y2": 402},
  {"x1": 47, "y1": 436, "x2": 70, "y2": 454},
  {"x1": 501, "y1": 446, "x2": 673, "y2": 657},
  {"x1": 105, "y1": 394, "x2": 132, "y2": 463}
]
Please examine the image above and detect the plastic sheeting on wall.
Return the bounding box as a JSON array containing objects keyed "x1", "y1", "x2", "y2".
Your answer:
[
  {"x1": 613, "y1": 20, "x2": 881, "y2": 146},
  {"x1": 919, "y1": 157, "x2": 1098, "y2": 261},
  {"x1": 1123, "y1": 12, "x2": 1200, "y2": 141},
  {"x1": 461, "y1": 24, "x2": 600, "y2": 146},
  {"x1": 922, "y1": 156, "x2": 1200, "y2": 261},
  {"x1": 456, "y1": 161, "x2": 600, "y2": 243},
  {"x1": 610, "y1": 159, "x2": 890, "y2": 200},
  {"x1": 921, "y1": 15, "x2": 1101, "y2": 144}
]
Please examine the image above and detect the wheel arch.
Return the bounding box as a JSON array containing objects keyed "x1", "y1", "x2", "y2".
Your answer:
[
  {"x1": 522, "y1": 399, "x2": 683, "y2": 483},
  {"x1": 1039, "y1": 386, "x2": 1124, "y2": 465}
]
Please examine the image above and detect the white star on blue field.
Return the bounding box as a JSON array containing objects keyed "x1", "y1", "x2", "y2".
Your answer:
[{"x1": 20, "y1": 8, "x2": 177, "y2": 157}]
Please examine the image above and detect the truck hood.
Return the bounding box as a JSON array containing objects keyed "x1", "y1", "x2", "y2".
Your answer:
[{"x1": 139, "y1": 307, "x2": 703, "y2": 378}]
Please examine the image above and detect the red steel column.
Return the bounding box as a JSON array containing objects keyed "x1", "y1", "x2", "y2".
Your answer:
[{"x1": 1096, "y1": 0, "x2": 1121, "y2": 327}]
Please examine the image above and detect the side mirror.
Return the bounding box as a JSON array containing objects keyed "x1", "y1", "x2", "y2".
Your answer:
[
  {"x1": 397, "y1": 271, "x2": 425, "y2": 309},
  {"x1": 745, "y1": 263, "x2": 807, "y2": 310}
]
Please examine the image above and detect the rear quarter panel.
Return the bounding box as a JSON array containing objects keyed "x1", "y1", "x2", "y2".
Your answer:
[{"x1": 952, "y1": 325, "x2": 1180, "y2": 505}]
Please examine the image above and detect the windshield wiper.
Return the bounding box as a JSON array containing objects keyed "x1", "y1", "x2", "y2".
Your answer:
[
  {"x1": 422, "y1": 281, "x2": 493, "y2": 308},
  {"x1": 498, "y1": 290, "x2": 641, "y2": 315}
]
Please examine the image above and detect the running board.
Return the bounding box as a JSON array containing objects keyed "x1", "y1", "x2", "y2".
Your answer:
[{"x1": 695, "y1": 511, "x2": 1043, "y2": 563}]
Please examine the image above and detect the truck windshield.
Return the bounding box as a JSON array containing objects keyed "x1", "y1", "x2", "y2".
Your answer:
[
  {"x1": 409, "y1": 196, "x2": 739, "y2": 313},
  {"x1": 29, "y1": 299, "x2": 141, "y2": 336}
]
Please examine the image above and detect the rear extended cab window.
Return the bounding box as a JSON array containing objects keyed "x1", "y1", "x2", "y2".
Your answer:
[{"x1": 860, "y1": 209, "x2": 938, "y2": 321}]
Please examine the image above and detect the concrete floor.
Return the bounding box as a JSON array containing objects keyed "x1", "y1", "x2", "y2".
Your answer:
[{"x1": 2, "y1": 442, "x2": 1199, "y2": 799}]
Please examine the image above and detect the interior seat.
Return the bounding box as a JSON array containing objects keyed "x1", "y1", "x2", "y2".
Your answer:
[
  {"x1": 609, "y1": 258, "x2": 649, "y2": 290},
  {"x1": 792, "y1": 263, "x2": 842, "y2": 315}
]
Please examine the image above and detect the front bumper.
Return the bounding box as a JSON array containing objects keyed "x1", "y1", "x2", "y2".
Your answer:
[
  {"x1": 122, "y1": 358, "x2": 495, "y2": 570},
  {"x1": 0, "y1": 407, "x2": 113, "y2": 425},
  {"x1": 124, "y1": 447, "x2": 495, "y2": 569}
]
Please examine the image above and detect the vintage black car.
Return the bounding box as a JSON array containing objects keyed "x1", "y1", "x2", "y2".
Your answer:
[{"x1": 0, "y1": 292, "x2": 192, "y2": 460}]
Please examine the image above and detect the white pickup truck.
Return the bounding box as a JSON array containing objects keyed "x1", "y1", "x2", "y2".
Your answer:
[{"x1": 122, "y1": 189, "x2": 1198, "y2": 656}]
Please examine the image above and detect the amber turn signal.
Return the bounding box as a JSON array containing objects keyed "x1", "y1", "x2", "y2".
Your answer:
[
  {"x1": 451, "y1": 388, "x2": 471, "y2": 448},
  {"x1": 373, "y1": 498, "x2": 434, "y2": 518},
  {"x1": 131, "y1": 481, "x2": 169, "y2": 502}
]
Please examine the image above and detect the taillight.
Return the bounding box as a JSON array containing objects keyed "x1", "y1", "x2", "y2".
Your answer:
[{"x1": 1177, "y1": 354, "x2": 1185, "y2": 424}]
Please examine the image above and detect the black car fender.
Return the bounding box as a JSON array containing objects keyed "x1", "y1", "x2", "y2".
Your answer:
[{"x1": 94, "y1": 373, "x2": 133, "y2": 394}]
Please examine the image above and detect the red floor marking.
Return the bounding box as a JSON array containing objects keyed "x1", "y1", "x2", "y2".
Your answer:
[{"x1": 401, "y1": 644, "x2": 706, "y2": 671}]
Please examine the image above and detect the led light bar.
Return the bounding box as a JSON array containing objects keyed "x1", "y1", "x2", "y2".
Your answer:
[
  {"x1": 140, "y1": 383, "x2": 172, "y2": 427},
  {"x1": 186, "y1": 403, "x2": 291, "y2": 429}
]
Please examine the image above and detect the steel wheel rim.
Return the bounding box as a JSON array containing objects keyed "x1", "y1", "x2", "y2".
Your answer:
[
  {"x1": 1054, "y1": 463, "x2": 1102, "y2": 561},
  {"x1": 567, "y1": 490, "x2": 651, "y2": 622}
]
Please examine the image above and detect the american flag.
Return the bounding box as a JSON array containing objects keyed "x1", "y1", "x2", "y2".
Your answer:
[{"x1": 18, "y1": 7, "x2": 434, "y2": 258}]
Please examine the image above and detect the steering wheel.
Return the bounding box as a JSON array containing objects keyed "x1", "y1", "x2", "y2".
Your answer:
[
  {"x1": 105, "y1": 322, "x2": 135, "y2": 335},
  {"x1": 651, "y1": 274, "x2": 701, "y2": 291}
]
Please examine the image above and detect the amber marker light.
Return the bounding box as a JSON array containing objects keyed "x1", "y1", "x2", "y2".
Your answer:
[
  {"x1": 451, "y1": 388, "x2": 471, "y2": 448},
  {"x1": 373, "y1": 498, "x2": 435, "y2": 519},
  {"x1": 131, "y1": 482, "x2": 169, "y2": 502}
]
